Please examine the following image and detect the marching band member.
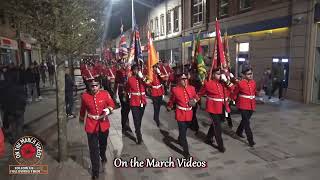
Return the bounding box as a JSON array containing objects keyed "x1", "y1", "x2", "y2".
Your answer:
[
  {"x1": 167, "y1": 73, "x2": 199, "y2": 158},
  {"x1": 79, "y1": 78, "x2": 115, "y2": 180}
]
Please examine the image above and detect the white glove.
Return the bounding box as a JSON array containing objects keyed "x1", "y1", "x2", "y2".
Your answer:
[
  {"x1": 103, "y1": 108, "x2": 111, "y2": 115},
  {"x1": 138, "y1": 71, "x2": 144, "y2": 78},
  {"x1": 156, "y1": 68, "x2": 161, "y2": 74},
  {"x1": 229, "y1": 73, "x2": 234, "y2": 78},
  {"x1": 221, "y1": 74, "x2": 227, "y2": 82}
]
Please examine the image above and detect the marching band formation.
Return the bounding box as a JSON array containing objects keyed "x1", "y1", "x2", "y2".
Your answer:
[{"x1": 78, "y1": 56, "x2": 257, "y2": 179}]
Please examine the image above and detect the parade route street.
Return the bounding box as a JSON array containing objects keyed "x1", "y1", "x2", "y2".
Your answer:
[{"x1": 1, "y1": 91, "x2": 320, "y2": 180}]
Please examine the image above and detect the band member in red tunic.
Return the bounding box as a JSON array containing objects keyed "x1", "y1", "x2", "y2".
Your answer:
[
  {"x1": 126, "y1": 64, "x2": 150, "y2": 144},
  {"x1": 79, "y1": 78, "x2": 115, "y2": 179},
  {"x1": 232, "y1": 66, "x2": 257, "y2": 147},
  {"x1": 114, "y1": 62, "x2": 132, "y2": 133},
  {"x1": 198, "y1": 68, "x2": 234, "y2": 152},
  {"x1": 149, "y1": 64, "x2": 165, "y2": 127},
  {"x1": 167, "y1": 73, "x2": 199, "y2": 158}
]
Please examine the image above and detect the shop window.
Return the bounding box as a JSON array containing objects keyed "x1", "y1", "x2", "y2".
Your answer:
[
  {"x1": 239, "y1": 42, "x2": 249, "y2": 52},
  {"x1": 237, "y1": 42, "x2": 250, "y2": 77}
]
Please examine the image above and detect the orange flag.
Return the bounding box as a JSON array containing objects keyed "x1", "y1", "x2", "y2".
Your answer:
[{"x1": 147, "y1": 31, "x2": 159, "y2": 82}]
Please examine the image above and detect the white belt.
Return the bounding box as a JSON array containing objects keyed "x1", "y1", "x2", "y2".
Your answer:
[
  {"x1": 239, "y1": 94, "x2": 255, "y2": 99},
  {"x1": 206, "y1": 97, "x2": 228, "y2": 102},
  {"x1": 176, "y1": 105, "x2": 192, "y2": 111},
  {"x1": 131, "y1": 92, "x2": 146, "y2": 96},
  {"x1": 87, "y1": 114, "x2": 106, "y2": 120},
  {"x1": 152, "y1": 84, "x2": 162, "y2": 89}
]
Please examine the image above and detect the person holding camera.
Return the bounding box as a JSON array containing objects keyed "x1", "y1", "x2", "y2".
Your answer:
[
  {"x1": 198, "y1": 68, "x2": 234, "y2": 153},
  {"x1": 167, "y1": 73, "x2": 199, "y2": 158}
]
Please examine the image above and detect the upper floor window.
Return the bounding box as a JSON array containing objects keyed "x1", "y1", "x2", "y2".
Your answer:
[
  {"x1": 173, "y1": 7, "x2": 179, "y2": 32},
  {"x1": 150, "y1": 19, "x2": 153, "y2": 33},
  {"x1": 239, "y1": 0, "x2": 251, "y2": 11},
  {"x1": 219, "y1": 0, "x2": 229, "y2": 17},
  {"x1": 155, "y1": 17, "x2": 159, "y2": 37},
  {"x1": 160, "y1": 14, "x2": 165, "y2": 36},
  {"x1": 0, "y1": 10, "x2": 5, "y2": 25},
  {"x1": 192, "y1": 0, "x2": 203, "y2": 26},
  {"x1": 167, "y1": 11, "x2": 172, "y2": 34}
]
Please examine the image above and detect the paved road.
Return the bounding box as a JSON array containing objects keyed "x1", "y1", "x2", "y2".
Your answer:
[{"x1": 1, "y1": 90, "x2": 320, "y2": 180}]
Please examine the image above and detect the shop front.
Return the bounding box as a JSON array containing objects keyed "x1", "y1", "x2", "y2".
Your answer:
[{"x1": 0, "y1": 36, "x2": 18, "y2": 66}]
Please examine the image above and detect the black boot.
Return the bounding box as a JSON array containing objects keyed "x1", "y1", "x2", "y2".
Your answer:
[
  {"x1": 136, "y1": 134, "x2": 143, "y2": 144},
  {"x1": 248, "y1": 140, "x2": 256, "y2": 147},
  {"x1": 236, "y1": 132, "x2": 245, "y2": 138},
  {"x1": 218, "y1": 146, "x2": 226, "y2": 153},
  {"x1": 226, "y1": 118, "x2": 233, "y2": 128}
]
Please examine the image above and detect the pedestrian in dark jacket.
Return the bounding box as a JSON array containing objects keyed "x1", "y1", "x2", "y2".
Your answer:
[
  {"x1": 25, "y1": 64, "x2": 39, "y2": 102},
  {"x1": 0, "y1": 76, "x2": 27, "y2": 143},
  {"x1": 33, "y1": 62, "x2": 42, "y2": 99},
  {"x1": 65, "y1": 69, "x2": 76, "y2": 118}
]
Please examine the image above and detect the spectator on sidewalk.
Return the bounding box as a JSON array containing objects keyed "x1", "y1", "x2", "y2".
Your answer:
[
  {"x1": 0, "y1": 73, "x2": 27, "y2": 144},
  {"x1": 4, "y1": 63, "x2": 19, "y2": 83},
  {"x1": 260, "y1": 68, "x2": 272, "y2": 98},
  {"x1": 40, "y1": 61, "x2": 47, "y2": 88},
  {"x1": 25, "y1": 64, "x2": 39, "y2": 102},
  {"x1": 48, "y1": 62, "x2": 55, "y2": 87},
  {"x1": 65, "y1": 69, "x2": 76, "y2": 118},
  {"x1": 33, "y1": 62, "x2": 42, "y2": 100},
  {"x1": 271, "y1": 62, "x2": 285, "y2": 100}
]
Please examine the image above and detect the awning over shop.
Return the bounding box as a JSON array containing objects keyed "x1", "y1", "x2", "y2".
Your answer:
[{"x1": 0, "y1": 37, "x2": 18, "y2": 50}]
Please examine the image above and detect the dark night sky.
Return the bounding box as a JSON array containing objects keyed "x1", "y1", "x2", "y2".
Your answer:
[{"x1": 106, "y1": 0, "x2": 152, "y2": 39}]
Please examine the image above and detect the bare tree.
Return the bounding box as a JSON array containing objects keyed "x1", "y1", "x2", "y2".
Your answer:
[{"x1": 3, "y1": 0, "x2": 106, "y2": 162}]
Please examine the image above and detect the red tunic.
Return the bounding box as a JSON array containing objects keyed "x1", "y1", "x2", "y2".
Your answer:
[
  {"x1": 114, "y1": 68, "x2": 128, "y2": 93},
  {"x1": 167, "y1": 85, "x2": 199, "y2": 122},
  {"x1": 198, "y1": 79, "x2": 233, "y2": 114},
  {"x1": 79, "y1": 90, "x2": 115, "y2": 133},
  {"x1": 105, "y1": 67, "x2": 116, "y2": 82},
  {"x1": 81, "y1": 65, "x2": 98, "y2": 80},
  {"x1": 127, "y1": 76, "x2": 147, "y2": 107},
  {"x1": 232, "y1": 79, "x2": 257, "y2": 111},
  {"x1": 150, "y1": 71, "x2": 164, "y2": 97}
]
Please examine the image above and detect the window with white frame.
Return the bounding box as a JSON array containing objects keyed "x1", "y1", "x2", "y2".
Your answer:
[
  {"x1": 192, "y1": 0, "x2": 203, "y2": 26},
  {"x1": 150, "y1": 19, "x2": 153, "y2": 33},
  {"x1": 155, "y1": 17, "x2": 159, "y2": 37},
  {"x1": 160, "y1": 14, "x2": 165, "y2": 36},
  {"x1": 173, "y1": 7, "x2": 179, "y2": 32},
  {"x1": 219, "y1": 0, "x2": 229, "y2": 17},
  {"x1": 239, "y1": 0, "x2": 251, "y2": 10},
  {"x1": 167, "y1": 11, "x2": 172, "y2": 34}
]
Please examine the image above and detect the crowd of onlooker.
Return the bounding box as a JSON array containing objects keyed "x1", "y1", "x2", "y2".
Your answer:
[
  {"x1": 0, "y1": 60, "x2": 56, "y2": 144},
  {"x1": 0, "y1": 61, "x2": 56, "y2": 102},
  {"x1": 260, "y1": 62, "x2": 287, "y2": 101}
]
